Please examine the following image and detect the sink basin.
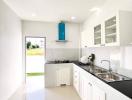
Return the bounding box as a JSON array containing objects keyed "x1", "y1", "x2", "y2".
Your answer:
[
  {"x1": 93, "y1": 68, "x2": 108, "y2": 74},
  {"x1": 81, "y1": 66, "x2": 108, "y2": 74},
  {"x1": 81, "y1": 66, "x2": 90, "y2": 70},
  {"x1": 81, "y1": 65, "x2": 131, "y2": 82},
  {"x1": 97, "y1": 73, "x2": 131, "y2": 82}
]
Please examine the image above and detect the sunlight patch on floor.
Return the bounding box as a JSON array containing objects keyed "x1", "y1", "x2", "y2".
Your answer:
[{"x1": 26, "y1": 76, "x2": 44, "y2": 100}]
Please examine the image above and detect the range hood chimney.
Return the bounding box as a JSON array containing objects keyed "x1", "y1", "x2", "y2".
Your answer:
[{"x1": 56, "y1": 21, "x2": 67, "y2": 42}]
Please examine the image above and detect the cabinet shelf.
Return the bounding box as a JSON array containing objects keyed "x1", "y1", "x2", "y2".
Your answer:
[
  {"x1": 105, "y1": 24, "x2": 116, "y2": 29},
  {"x1": 105, "y1": 33, "x2": 116, "y2": 37},
  {"x1": 94, "y1": 30, "x2": 101, "y2": 34},
  {"x1": 94, "y1": 24, "x2": 101, "y2": 45},
  {"x1": 95, "y1": 37, "x2": 101, "y2": 39}
]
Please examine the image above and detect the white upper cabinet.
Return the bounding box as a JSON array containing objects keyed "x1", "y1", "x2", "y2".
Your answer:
[
  {"x1": 93, "y1": 16, "x2": 119, "y2": 47},
  {"x1": 104, "y1": 16, "x2": 118, "y2": 45},
  {"x1": 81, "y1": 30, "x2": 89, "y2": 48},
  {"x1": 81, "y1": 10, "x2": 132, "y2": 47},
  {"x1": 94, "y1": 24, "x2": 102, "y2": 46},
  {"x1": 81, "y1": 28, "x2": 94, "y2": 48},
  {"x1": 104, "y1": 11, "x2": 132, "y2": 46},
  {"x1": 118, "y1": 11, "x2": 132, "y2": 46}
]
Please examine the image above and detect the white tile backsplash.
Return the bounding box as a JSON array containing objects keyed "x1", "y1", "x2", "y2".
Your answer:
[
  {"x1": 82, "y1": 46, "x2": 132, "y2": 78},
  {"x1": 82, "y1": 47, "x2": 120, "y2": 70},
  {"x1": 46, "y1": 48, "x2": 79, "y2": 61}
]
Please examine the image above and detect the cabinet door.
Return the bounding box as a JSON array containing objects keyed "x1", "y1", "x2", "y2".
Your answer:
[
  {"x1": 80, "y1": 74, "x2": 92, "y2": 100},
  {"x1": 56, "y1": 67, "x2": 71, "y2": 86},
  {"x1": 81, "y1": 29, "x2": 94, "y2": 48},
  {"x1": 73, "y1": 66, "x2": 80, "y2": 93},
  {"x1": 94, "y1": 24, "x2": 102, "y2": 46},
  {"x1": 81, "y1": 30, "x2": 89, "y2": 48},
  {"x1": 104, "y1": 16, "x2": 117, "y2": 45},
  {"x1": 93, "y1": 85, "x2": 105, "y2": 100},
  {"x1": 85, "y1": 82, "x2": 92, "y2": 100}
]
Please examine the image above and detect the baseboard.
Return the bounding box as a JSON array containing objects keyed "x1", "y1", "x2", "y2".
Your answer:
[{"x1": 8, "y1": 82, "x2": 26, "y2": 100}]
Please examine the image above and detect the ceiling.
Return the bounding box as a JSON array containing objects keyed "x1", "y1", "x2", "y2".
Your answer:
[{"x1": 4, "y1": 0, "x2": 106, "y2": 23}]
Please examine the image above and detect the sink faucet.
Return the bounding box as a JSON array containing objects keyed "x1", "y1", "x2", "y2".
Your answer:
[{"x1": 101, "y1": 60, "x2": 112, "y2": 72}]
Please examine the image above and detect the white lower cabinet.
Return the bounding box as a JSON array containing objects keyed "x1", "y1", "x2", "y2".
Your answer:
[
  {"x1": 73, "y1": 64, "x2": 132, "y2": 100},
  {"x1": 73, "y1": 64, "x2": 80, "y2": 94},
  {"x1": 56, "y1": 67, "x2": 71, "y2": 86},
  {"x1": 79, "y1": 71, "x2": 105, "y2": 100},
  {"x1": 46, "y1": 63, "x2": 131, "y2": 100},
  {"x1": 73, "y1": 64, "x2": 105, "y2": 100},
  {"x1": 45, "y1": 63, "x2": 72, "y2": 87},
  {"x1": 93, "y1": 85, "x2": 105, "y2": 100},
  {"x1": 80, "y1": 74, "x2": 92, "y2": 100}
]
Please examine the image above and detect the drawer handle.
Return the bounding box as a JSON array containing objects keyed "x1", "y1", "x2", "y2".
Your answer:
[
  {"x1": 74, "y1": 76, "x2": 77, "y2": 78},
  {"x1": 88, "y1": 82, "x2": 92, "y2": 86},
  {"x1": 74, "y1": 71, "x2": 77, "y2": 72},
  {"x1": 100, "y1": 44, "x2": 105, "y2": 46}
]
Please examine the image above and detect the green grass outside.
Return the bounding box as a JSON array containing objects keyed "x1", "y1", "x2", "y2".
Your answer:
[
  {"x1": 26, "y1": 72, "x2": 44, "y2": 76},
  {"x1": 26, "y1": 48, "x2": 44, "y2": 56}
]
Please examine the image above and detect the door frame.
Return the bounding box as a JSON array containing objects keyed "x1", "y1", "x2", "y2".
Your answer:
[{"x1": 25, "y1": 36, "x2": 46, "y2": 83}]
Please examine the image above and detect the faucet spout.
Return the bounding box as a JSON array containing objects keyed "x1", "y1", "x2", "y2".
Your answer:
[{"x1": 101, "y1": 60, "x2": 112, "y2": 72}]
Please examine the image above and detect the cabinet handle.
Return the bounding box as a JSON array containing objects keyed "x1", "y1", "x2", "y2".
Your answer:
[
  {"x1": 129, "y1": 42, "x2": 132, "y2": 45},
  {"x1": 88, "y1": 82, "x2": 92, "y2": 86},
  {"x1": 74, "y1": 71, "x2": 77, "y2": 73},
  {"x1": 101, "y1": 44, "x2": 105, "y2": 46},
  {"x1": 74, "y1": 75, "x2": 77, "y2": 78},
  {"x1": 74, "y1": 80, "x2": 77, "y2": 83}
]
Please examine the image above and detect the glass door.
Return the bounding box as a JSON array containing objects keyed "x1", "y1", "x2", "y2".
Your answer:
[
  {"x1": 105, "y1": 16, "x2": 117, "y2": 44},
  {"x1": 94, "y1": 24, "x2": 101, "y2": 45}
]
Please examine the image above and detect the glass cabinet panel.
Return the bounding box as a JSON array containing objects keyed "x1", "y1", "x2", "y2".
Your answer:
[
  {"x1": 105, "y1": 16, "x2": 117, "y2": 43},
  {"x1": 94, "y1": 24, "x2": 101, "y2": 45}
]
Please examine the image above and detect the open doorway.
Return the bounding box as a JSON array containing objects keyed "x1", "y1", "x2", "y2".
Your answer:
[{"x1": 25, "y1": 37, "x2": 46, "y2": 100}]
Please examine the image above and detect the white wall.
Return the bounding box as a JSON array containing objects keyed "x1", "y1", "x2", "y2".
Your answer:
[
  {"x1": 81, "y1": 0, "x2": 132, "y2": 77},
  {"x1": 0, "y1": 0, "x2": 23, "y2": 100},
  {"x1": 82, "y1": 47, "x2": 120, "y2": 71},
  {"x1": 82, "y1": 0, "x2": 132, "y2": 31},
  {"x1": 118, "y1": 46, "x2": 132, "y2": 78},
  {"x1": 22, "y1": 21, "x2": 80, "y2": 61}
]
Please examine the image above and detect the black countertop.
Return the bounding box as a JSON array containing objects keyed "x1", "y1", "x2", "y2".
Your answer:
[
  {"x1": 46, "y1": 61, "x2": 132, "y2": 99},
  {"x1": 109, "y1": 80, "x2": 132, "y2": 99},
  {"x1": 45, "y1": 61, "x2": 77, "y2": 64},
  {"x1": 74, "y1": 61, "x2": 132, "y2": 99}
]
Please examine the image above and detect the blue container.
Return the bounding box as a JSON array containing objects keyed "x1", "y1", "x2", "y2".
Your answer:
[{"x1": 58, "y1": 22, "x2": 65, "y2": 40}]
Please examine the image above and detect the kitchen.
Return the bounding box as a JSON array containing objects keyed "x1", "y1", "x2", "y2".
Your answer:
[{"x1": 1, "y1": 0, "x2": 132, "y2": 100}]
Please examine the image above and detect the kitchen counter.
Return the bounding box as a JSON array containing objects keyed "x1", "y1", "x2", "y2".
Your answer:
[
  {"x1": 73, "y1": 61, "x2": 132, "y2": 99},
  {"x1": 109, "y1": 80, "x2": 132, "y2": 99},
  {"x1": 45, "y1": 61, "x2": 132, "y2": 99},
  {"x1": 45, "y1": 61, "x2": 78, "y2": 64}
]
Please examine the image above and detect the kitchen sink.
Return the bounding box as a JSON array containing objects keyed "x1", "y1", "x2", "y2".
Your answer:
[
  {"x1": 93, "y1": 68, "x2": 108, "y2": 74},
  {"x1": 81, "y1": 65, "x2": 131, "y2": 82},
  {"x1": 80, "y1": 65, "x2": 132, "y2": 82},
  {"x1": 97, "y1": 73, "x2": 131, "y2": 82},
  {"x1": 81, "y1": 66, "x2": 108, "y2": 75}
]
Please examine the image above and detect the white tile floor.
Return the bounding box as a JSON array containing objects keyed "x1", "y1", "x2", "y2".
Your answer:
[
  {"x1": 26, "y1": 76, "x2": 45, "y2": 100},
  {"x1": 9, "y1": 76, "x2": 80, "y2": 100},
  {"x1": 45, "y1": 86, "x2": 81, "y2": 100}
]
